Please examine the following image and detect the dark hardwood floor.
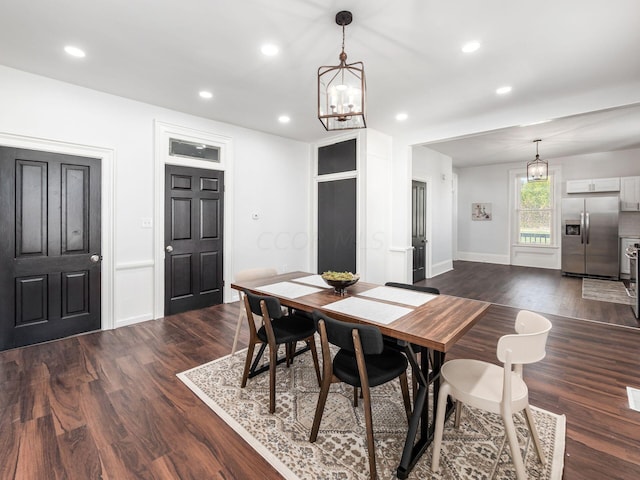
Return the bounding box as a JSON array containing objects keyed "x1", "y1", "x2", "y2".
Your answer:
[
  {"x1": 419, "y1": 261, "x2": 639, "y2": 328},
  {"x1": 1, "y1": 262, "x2": 639, "y2": 479}
]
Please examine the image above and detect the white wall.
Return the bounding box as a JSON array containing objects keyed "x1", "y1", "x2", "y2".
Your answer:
[
  {"x1": 0, "y1": 65, "x2": 311, "y2": 328},
  {"x1": 454, "y1": 147, "x2": 640, "y2": 267},
  {"x1": 455, "y1": 163, "x2": 513, "y2": 264},
  {"x1": 412, "y1": 146, "x2": 454, "y2": 276}
]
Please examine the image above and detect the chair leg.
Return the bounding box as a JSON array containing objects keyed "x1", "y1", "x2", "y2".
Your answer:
[
  {"x1": 353, "y1": 387, "x2": 359, "y2": 407},
  {"x1": 502, "y1": 412, "x2": 527, "y2": 480},
  {"x1": 431, "y1": 382, "x2": 451, "y2": 473},
  {"x1": 231, "y1": 307, "x2": 245, "y2": 354},
  {"x1": 268, "y1": 343, "x2": 278, "y2": 414},
  {"x1": 399, "y1": 372, "x2": 412, "y2": 421},
  {"x1": 361, "y1": 384, "x2": 377, "y2": 480},
  {"x1": 454, "y1": 400, "x2": 463, "y2": 428},
  {"x1": 524, "y1": 405, "x2": 546, "y2": 464},
  {"x1": 309, "y1": 373, "x2": 332, "y2": 442},
  {"x1": 307, "y1": 337, "x2": 321, "y2": 386},
  {"x1": 241, "y1": 339, "x2": 257, "y2": 388}
]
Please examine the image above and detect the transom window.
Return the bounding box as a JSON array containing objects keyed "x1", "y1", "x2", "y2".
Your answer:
[
  {"x1": 169, "y1": 138, "x2": 220, "y2": 162},
  {"x1": 516, "y1": 174, "x2": 554, "y2": 245}
]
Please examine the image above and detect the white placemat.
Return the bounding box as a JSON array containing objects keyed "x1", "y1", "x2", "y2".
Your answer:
[
  {"x1": 290, "y1": 274, "x2": 330, "y2": 289},
  {"x1": 358, "y1": 286, "x2": 438, "y2": 307},
  {"x1": 323, "y1": 297, "x2": 412, "y2": 325},
  {"x1": 256, "y1": 281, "x2": 323, "y2": 299}
]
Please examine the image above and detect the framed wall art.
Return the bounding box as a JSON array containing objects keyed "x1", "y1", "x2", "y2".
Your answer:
[{"x1": 472, "y1": 203, "x2": 492, "y2": 221}]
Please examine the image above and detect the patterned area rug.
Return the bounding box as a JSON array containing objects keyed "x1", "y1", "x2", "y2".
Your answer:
[
  {"x1": 178, "y1": 348, "x2": 565, "y2": 480},
  {"x1": 582, "y1": 278, "x2": 634, "y2": 305}
]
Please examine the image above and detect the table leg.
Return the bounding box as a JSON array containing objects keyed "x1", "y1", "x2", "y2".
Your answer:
[{"x1": 397, "y1": 346, "x2": 447, "y2": 479}]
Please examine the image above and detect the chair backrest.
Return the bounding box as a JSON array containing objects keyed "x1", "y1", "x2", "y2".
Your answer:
[
  {"x1": 244, "y1": 290, "x2": 283, "y2": 319},
  {"x1": 384, "y1": 282, "x2": 440, "y2": 295},
  {"x1": 497, "y1": 310, "x2": 552, "y2": 365},
  {"x1": 312, "y1": 310, "x2": 383, "y2": 355},
  {"x1": 235, "y1": 267, "x2": 277, "y2": 283}
]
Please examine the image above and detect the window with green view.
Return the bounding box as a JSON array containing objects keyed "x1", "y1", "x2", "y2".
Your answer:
[{"x1": 516, "y1": 175, "x2": 553, "y2": 245}]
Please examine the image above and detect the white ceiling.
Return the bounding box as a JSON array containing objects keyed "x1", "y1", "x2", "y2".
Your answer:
[{"x1": 1, "y1": 0, "x2": 639, "y2": 166}]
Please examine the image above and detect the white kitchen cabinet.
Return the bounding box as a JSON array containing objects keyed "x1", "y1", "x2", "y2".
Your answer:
[
  {"x1": 566, "y1": 177, "x2": 620, "y2": 193},
  {"x1": 620, "y1": 176, "x2": 640, "y2": 211},
  {"x1": 621, "y1": 238, "x2": 640, "y2": 275}
]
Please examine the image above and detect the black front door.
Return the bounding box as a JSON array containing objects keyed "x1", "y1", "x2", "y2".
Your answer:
[
  {"x1": 0, "y1": 147, "x2": 101, "y2": 351},
  {"x1": 164, "y1": 165, "x2": 224, "y2": 315},
  {"x1": 412, "y1": 180, "x2": 427, "y2": 283}
]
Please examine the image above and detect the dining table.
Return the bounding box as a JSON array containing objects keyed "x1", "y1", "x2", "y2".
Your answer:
[{"x1": 231, "y1": 271, "x2": 490, "y2": 479}]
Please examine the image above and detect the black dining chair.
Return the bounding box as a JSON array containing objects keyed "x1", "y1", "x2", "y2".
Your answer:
[
  {"x1": 309, "y1": 310, "x2": 412, "y2": 480},
  {"x1": 384, "y1": 281, "x2": 440, "y2": 295},
  {"x1": 241, "y1": 290, "x2": 321, "y2": 414}
]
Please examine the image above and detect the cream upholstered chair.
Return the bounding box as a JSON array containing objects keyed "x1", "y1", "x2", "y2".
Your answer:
[
  {"x1": 431, "y1": 310, "x2": 552, "y2": 480},
  {"x1": 231, "y1": 268, "x2": 277, "y2": 354}
]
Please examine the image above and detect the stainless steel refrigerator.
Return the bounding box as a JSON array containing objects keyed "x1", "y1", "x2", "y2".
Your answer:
[{"x1": 561, "y1": 196, "x2": 619, "y2": 278}]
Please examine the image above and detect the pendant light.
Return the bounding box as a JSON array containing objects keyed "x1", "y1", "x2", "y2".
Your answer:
[
  {"x1": 317, "y1": 11, "x2": 366, "y2": 131},
  {"x1": 527, "y1": 139, "x2": 548, "y2": 182}
]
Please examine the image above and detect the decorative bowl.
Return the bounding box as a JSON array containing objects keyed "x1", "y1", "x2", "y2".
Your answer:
[{"x1": 321, "y1": 272, "x2": 360, "y2": 295}]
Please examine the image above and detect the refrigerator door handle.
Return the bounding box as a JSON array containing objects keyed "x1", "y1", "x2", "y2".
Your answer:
[
  {"x1": 580, "y1": 212, "x2": 585, "y2": 244},
  {"x1": 585, "y1": 212, "x2": 590, "y2": 244}
]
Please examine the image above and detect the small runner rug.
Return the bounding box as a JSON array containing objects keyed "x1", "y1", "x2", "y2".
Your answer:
[
  {"x1": 178, "y1": 348, "x2": 565, "y2": 480},
  {"x1": 582, "y1": 278, "x2": 633, "y2": 305}
]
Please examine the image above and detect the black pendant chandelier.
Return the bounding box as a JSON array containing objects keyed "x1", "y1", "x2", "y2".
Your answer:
[
  {"x1": 317, "y1": 11, "x2": 366, "y2": 131},
  {"x1": 527, "y1": 139, "x2": 548, "y2": 182}
]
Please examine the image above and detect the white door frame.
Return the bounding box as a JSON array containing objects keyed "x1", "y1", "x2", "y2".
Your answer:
[
  {"x1": 153, "y1": 121, "x2": 235, "y2": 317},
  {"x1": 0, "y1": 131, "x2": 116, "y2": 329}
]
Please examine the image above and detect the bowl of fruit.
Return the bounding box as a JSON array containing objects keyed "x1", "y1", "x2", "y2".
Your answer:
[{"x1": 321, "y1": 271, "x2": 360, "y2": 295}]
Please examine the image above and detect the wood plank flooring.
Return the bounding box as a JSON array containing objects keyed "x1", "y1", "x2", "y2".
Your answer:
[
  {"x1": 1, "y1": 262, "x2": 639, "y2": 479},
  {"x1": 419, "y1": 261, "x2": 639, "y2": 328}
]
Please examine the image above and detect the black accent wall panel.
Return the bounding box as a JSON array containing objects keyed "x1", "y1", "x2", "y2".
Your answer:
[
  {"x1": 318, "y1": 138, "x2": 357, "y2": 175},
  {"x1": 317, "y1": 178, "x2": 357, "y2": 274}
]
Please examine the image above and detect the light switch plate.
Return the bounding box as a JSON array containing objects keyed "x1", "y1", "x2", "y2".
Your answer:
[{"x1": 141, "y1": 218, "x2": 153, "y2": 228}]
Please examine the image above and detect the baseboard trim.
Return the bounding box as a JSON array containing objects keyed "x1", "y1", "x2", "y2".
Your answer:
[
  {"x1": 431, "y1": 260, "x2": 453, "y2": 277},
  {"x1": 456, "y1": 252, "x2": 511, "y2": 265}
]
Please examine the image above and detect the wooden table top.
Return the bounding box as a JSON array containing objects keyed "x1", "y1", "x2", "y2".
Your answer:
[{"x1": 231, "y1": 272, "x2": 490, "y2": 352}]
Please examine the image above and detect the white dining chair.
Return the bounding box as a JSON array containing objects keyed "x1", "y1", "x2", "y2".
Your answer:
[
  {"x1": 231, "y1": 267, "x2": 277, "y2": 354},
  {"x1": 431, "y1": 310, "x2": 552, "y2": 480}
]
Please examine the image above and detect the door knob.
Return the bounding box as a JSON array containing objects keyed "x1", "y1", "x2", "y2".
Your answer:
[
  {"x1": 166, "y1": 245, "x2": 174, "y2": 253},
  {"x1": 90, "y1": 254, "x2": 101, "y2": 263}
]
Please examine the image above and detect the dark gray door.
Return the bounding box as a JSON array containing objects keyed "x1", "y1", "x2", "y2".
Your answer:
[
  {"x1": 0, "y1": 147, "x2": 101, "y2": 351},
  {"x1": 317, "y1": 178, "x2": 357, "y2": 274},
  {"x1": 165, "y1": 165, "x2": 224, "y2": 315},
  {"x1": 412, "y1": 180, "x2": 427, "y2": 283}
]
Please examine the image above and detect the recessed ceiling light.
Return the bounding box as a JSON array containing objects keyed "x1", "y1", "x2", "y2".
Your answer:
[
  {"x1": 64, "y1": 45, "x2": 86, "y2": 58},
  {"x1": 261, "y1": 44, "x2": 279, "y2": 56},
  {"x1": 461, "y1": 41, "x2": 480, "y2": 53},
  {"x1": 199, "y1": 90, "x2": 213, "y2": 99},
  {"x1": 278, "y1": 115, "x2": 290, "y2": 123},
  {"x1": 496, "y1": 85, "x2": 512, "y2": 95},
  {"x1": 395, "y1": 113, "x2": 408, "y2": 121}
]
